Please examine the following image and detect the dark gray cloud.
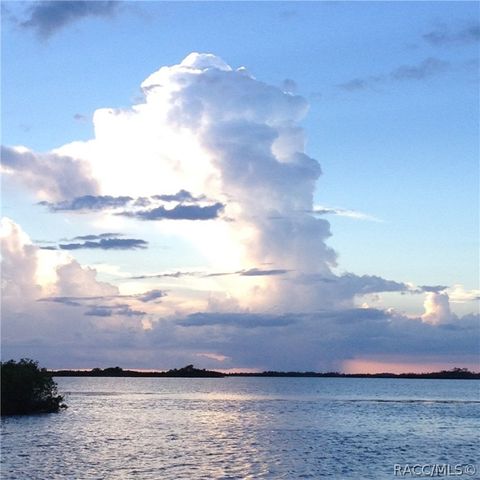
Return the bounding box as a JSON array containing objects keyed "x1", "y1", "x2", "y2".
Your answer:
[
  {"x1": 423, "y1": 23, "x2": 480, "y2": 47},
  {"x1": 337, "y1": 57, "x2": 451, "y2": 92},
  {"x1": 20, "y1": 1, "x2": 119, "y2": 39},
  {"x1": 133, "y1": 197, "x2": 151, "y2": 207},
  {"x1": 178, "y1": 312, "x2": 299, "y2": 329},
  {"x1": 240, "y1": 268, "x2": 290, "y2": 277},
  {"x1": 72, "y1": 233, "x2": 122, "y2": 241},
  {"x1": 337, "y1": 274, "x2": 409, "y2": 295},
  {"x1": 1, "y1": 145, "x2": 99, "y2": 201},
  {"x1": 37, "y1": 191, "x2": 223, "y2": 222},
  {"x1": 295, "y1": 273, "x2": 409, "y2": 295},
  {"x1": 137, "y1": 289, "x2": 166, "y2": 303},
  {"x1": 419, "y1": 285, "x2": 448, "y2": 293},
  {"x1": 84, "y1": 306, "x2": 113, "y2": 317},
  {"x1": 39, "y1": 233, "x2": 139, "y2": 250},
  {"x1": 39, "y1": 289, "x2": 166, "y2": 307},
  {"x1": 120, "y1": 202, "x2": 224, "y2": 221},
  {"x1": 152, "y1": 189, "x2": 205, "y2": 203},
  {"x1": 39, "y1": 195, "x2": 132, "y2": 212},
  {"x1": 130, "y1": 271, "x2": 199, "y2": 280},
  {"x1": 85, "y1": 304, "x2": 145, "y2": 318},
  {"x1": 37, "y1": 296, "x2": 84, "y2": 307},
  {"x1": 313, "y1": 307, "x2": 391, "y2": 323},
  {"x1": 57, "y1": 238, "x2": 147, "y2": 251},
  {"x1": 38, "y1": 295, "x2": 116, "y2": 306}
]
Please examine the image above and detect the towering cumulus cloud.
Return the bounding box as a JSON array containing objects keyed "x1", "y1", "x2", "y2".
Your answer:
[{"x1": 58, "y1": 53, "x2": 340, "y2": 311}]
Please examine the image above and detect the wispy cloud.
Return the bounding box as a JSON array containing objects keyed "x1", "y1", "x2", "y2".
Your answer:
[
  {"x1": 390, "y1": 58, "x2": 450, "y2": 81},
  {"x1": 422, "y1": 22, "x2": 480, "y2": 47},
  {"x1": 129, "y1": 271, "x2": 200, "y2": 281},
  {"x1": 19, "y1": 1, "x2": 120, "y2": 39},
  {"x1": 337, "y1": 57, "x2": 451, "y2": 92},
  {"x1": 131, "y1": 267, "x2": 290, "y2": 280},
  {"x1": 39, "y1": 195, "x2": 132, "y2": 212},
  {"x1": 52, "y1": 238, "x2": 147, "y2": 251},
  {"x1": 311, "y1": 205, "x2": 381, "y2": 222}
]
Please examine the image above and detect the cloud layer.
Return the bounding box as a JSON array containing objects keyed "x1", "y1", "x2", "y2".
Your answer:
[{"x1": 2, "y1": 215, "x2": 478, "y2": 371}]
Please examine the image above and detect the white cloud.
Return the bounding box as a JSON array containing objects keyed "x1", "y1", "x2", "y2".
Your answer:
[
  {"x1": 49, "y1": 53, "x2": 339, "y2": 311},
  {"x1": 421, "y1": 292, "x2": 455, "y2": 325},
  {"x1": 1, "y1": 218, "x2": 148, "y2": 359},
  {"x1": 447, "y1": 284, "x2": 480, "y2": 303},
  {"x1": 55, "y1": 260, "x2": 119, "y2": 298},
  {"x1": 0, "y1": 217, "x2": 41, "y2": 301}
]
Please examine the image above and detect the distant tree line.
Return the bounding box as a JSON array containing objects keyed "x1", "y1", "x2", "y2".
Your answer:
[
  {"x1": 51, "y1": 365, "x2": 480, "y2": 380},
  {"x1": 53, "y1": 364, "x2": 225, "y2": 378},
  {"x1": 228, "y1": 367, "x2": 480, "y2": 379}
]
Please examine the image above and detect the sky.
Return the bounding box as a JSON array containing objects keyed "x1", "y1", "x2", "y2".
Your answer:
[{"x1": 1, "y1": 1, "x2": 479, "y2": 373}]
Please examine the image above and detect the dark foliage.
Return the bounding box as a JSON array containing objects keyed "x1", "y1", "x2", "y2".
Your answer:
[
  {"x1": 1, "y1": 359, "x2": 66, "y2": 415},
  {"x1": 53, "y1": 364, "x2": 225, "y2": 378}
]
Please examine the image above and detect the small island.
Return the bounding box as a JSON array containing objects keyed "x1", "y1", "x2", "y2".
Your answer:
[{"x1": 1, "y1": 359, "x2": 66, "y2": 415}]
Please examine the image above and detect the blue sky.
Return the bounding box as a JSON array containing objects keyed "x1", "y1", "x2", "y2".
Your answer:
[{"x1": 1, "y1": 1, "x2": 478, "y2": 372}]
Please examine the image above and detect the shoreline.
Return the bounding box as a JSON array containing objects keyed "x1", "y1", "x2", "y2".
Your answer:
[{"x1": 50, "y1": 366, "x2": 480, "y2": 380}]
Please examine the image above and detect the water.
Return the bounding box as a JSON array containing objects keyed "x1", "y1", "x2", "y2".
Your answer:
[{"x1": 1, "y1": 377, "x2": 479, "y2": 479}]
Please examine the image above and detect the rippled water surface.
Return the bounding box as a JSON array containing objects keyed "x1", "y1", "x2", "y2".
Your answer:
[{"x1": 2, "y1": 377, "x2": 479, "y2": 479}]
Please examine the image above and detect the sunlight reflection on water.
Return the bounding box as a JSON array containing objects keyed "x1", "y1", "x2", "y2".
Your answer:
[{"x1": 1, "y1": 377, "x2": 479, "y2": 479}]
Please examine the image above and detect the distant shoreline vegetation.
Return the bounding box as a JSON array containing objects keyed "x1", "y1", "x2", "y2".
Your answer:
[{"x1": 51, "y1": 365, "x2": 480, "y2": 380}]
